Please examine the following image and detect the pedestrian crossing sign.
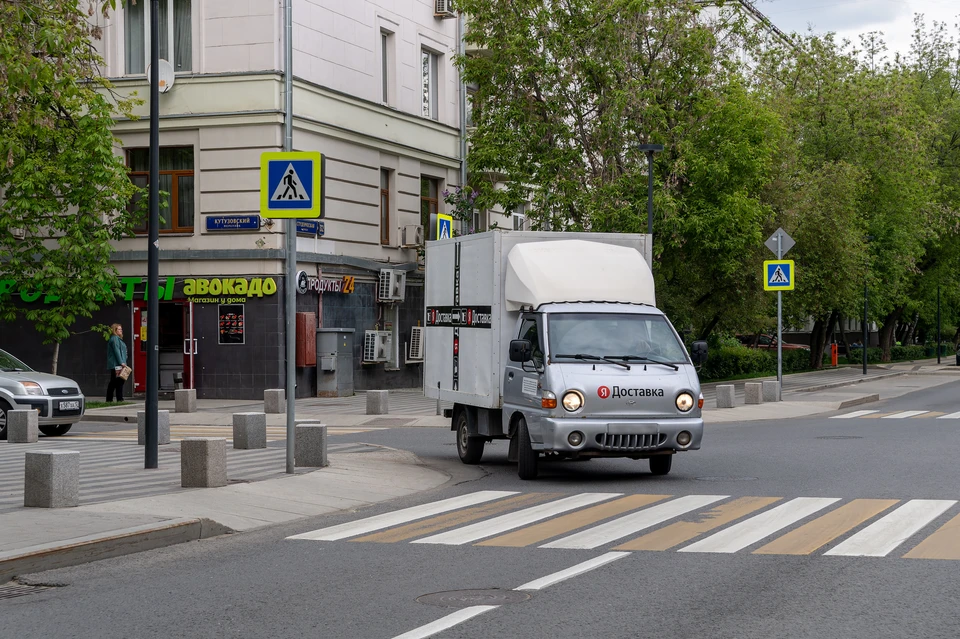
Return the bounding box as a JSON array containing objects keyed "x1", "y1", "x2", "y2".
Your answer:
[
  {"x1": 764, "y1": 260, "x2": 794, "y2": 291},
  {"x1": 260, "y1": 151, "x2": 324, "y2": 219},
  {"x1": 437, "y1": 214, "x2": 454, "y2": 240}
]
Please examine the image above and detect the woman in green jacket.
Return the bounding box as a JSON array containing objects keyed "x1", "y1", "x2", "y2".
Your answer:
[{"x1": 106, "y1": 323, "x2": 129, "y2": 402}]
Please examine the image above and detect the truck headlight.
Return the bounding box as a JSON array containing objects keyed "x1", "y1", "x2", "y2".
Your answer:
[
  {"x1": 21, "y1": 381, "x2": 44, "y2": 396},
  {"x1": 676, "y1": 392, "x2": 694, "y2": 412},
  {"x1": 562, "y1": 390, "x2": 584, "y2": 412}
]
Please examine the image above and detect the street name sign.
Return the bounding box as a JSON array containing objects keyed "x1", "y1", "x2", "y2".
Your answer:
[
  {"x1": 260, "y1": 151, "x2": 324, "y2": 219},
  {"x1": 764, "y1": 260, "x2": 795, "y2": 291}
]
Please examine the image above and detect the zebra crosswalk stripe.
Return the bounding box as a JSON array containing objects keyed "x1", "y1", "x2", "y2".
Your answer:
[
  {"x1": 937, "y1": 411, "x2": 960, "y2": 420},
  {"x1": 825, "y1": 499, "x2": 956, "y2": 557},
  {"x1": 881, "y1": 411, "x2": 929, "y2": 419},
  {"x1": 679, "y1": 497, "x2": 840, "y2": 554},
  {"x1": 753, "y1": 499, "x2": 899, "y2": 555},
  {"x1": 541, "y1": 495, "x2": 729, "y2": 550},
  {"x1": 412, "y1": 493, "x2": 622, "y2": 546},
  {"x1": 831, "y1": 410, "x2": 880, "y2": 419}
]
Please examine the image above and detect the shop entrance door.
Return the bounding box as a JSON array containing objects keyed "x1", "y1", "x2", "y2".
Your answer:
[{"x1": 132, "y1": 301, "x2": 195, "y2": 393}]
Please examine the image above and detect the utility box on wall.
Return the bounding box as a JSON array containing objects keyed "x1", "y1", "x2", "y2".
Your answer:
[
  {"x1": 296, "y1": 313, "x2": 317, "y2": 367},
  {"x1": 317, "y1": 328, "x2": 354, "y2": 397}
]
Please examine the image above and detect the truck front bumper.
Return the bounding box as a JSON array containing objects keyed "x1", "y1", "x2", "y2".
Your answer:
[{"x1": 536, "y1": 416, "x2": 703, "y2": 457}]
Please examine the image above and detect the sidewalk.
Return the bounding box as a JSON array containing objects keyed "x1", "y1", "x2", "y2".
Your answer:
[{"x1": 3, "y1": 358, "x2": 957, "y2": 584}]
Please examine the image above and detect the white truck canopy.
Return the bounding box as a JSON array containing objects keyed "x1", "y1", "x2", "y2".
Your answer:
[{"x1": 504, "y1": 239, "x2": 655, "y2": 311}]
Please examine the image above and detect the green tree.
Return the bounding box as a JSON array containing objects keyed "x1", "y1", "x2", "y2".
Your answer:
[{"x1": 0, "y1": 0, "x2": 141, "y2": 373}]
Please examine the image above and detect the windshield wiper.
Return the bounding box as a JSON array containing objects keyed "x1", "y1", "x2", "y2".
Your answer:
[
  {"x1": 605, "y1": 355, "x2": 679, "y2": 371},
  {"x1": 0, "y1": 368, "x2": 26, "y2": 372},
  {"x1": 554, "y1": 353, "x2": 631, "y2": 370}
]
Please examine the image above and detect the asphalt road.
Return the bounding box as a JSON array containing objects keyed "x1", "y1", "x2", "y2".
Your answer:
[{"x1": 6, "y1": 379, "x2": 960, "y2": 639}]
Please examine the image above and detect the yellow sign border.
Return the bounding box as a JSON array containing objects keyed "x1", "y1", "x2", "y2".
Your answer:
[
  {"x1": 763, "y1": 260, "x2": 795, "y2": 291},
  {"x1": 437, "y1": 213, "x2": 454, "y2": 240},
  {"x1": 260, "y1": 151, "x2": 323, "y2": 219}
]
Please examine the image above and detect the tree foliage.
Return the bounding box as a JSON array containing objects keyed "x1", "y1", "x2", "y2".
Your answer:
[{"x1": 0, "y1": 0, "x2": 140, "y2": 372}]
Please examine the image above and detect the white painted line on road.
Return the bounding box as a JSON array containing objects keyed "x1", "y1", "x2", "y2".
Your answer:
[
  {"x1": 937, "y1": 411, "x2": 960, "y2": 420},
  {"x1": 412, "y1": 493, "x2": 621, "y2": 545},
  {"x1": 541, "y1": 495, "x2": 728, "y2": 550},
  {"x1": 830, "y1": 410, "x2": 880, "y2": 419},
  {"x1": 881, "y1": 411, "x2": 929, "y2": 419},
  {"x1": 825, "y1": 499, "x2": 957, "y2": 557},
  {"x1": 679, "y1": 497, "x2": 840, "y2": 554},
  {"x1": 286, "y1": 491, "x2": 517, "y2": 541},
  {"x1": 517, "y1": 552, "x2": 630, "y2": 591},
  {"x1": 391, "y1": 605, "x2": 499, "y2": 639}
]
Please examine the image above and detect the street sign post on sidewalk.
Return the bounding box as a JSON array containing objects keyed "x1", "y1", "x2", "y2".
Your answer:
[{"x1": 765, "y1": 228, "x2": 796, "y2": 401}]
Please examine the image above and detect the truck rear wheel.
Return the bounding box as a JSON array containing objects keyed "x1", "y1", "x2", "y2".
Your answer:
[
  {"x1": 649, "y1": 455, "x2": 672, "y2": 476},
  {"x1": 455, "y1": 410, "x2": 484, "y2": 464},
  {"x1": 516, "y1": 417, "x2": 538, "y2": 480}
]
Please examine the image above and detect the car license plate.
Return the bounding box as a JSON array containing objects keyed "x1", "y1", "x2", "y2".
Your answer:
[{"x1": 59, "y1": 401, "x2": 80, "y2": 411}]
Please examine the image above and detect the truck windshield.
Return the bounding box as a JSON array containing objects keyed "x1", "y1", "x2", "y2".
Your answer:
[{"x1": 548, "y1": 313, "x2": 689, "y2": 364}]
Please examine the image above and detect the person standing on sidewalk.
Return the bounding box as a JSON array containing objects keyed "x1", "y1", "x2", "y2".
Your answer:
[{"x1": 106, "y1": 323, "x2": 129, "y2": 402}]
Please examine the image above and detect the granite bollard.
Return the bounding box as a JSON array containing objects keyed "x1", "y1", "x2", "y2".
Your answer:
[
  {"x1": 264, "y1": 389, "x2": 285, "y2": 414},
  {"x1": 762, "y1": 381, "x2": 780, "y2": 402},
  {"x1": 181, "y1": 438, "x2": 227, "y2": 488},
  {"x1": 232, "y1": 412, "x2": 267, "y2": 449},
  {"x1": 366, "y1": 390, "x2": 389, "y2": 415},
  {"x1": 175, "y1": 388, "x2": 197, "y2": 413},
  {"x1": 295, "y1": 424, "x2": 328, "y2": 468},
  {"x1": 24, "y1": 450, "x2": 79, "y2": 508},
  {"x1": 137, "y1": 410, "x2": 170, "y2": 445},
  {"x1": 744, "y1": 382, "x2": 763, "y2": 405},
  {"x1": 8, "y1": 409, "x2": 39, "y2": 443},
  {"x1": 716, "y1": 385, "x2": 735, "y2": 409}
]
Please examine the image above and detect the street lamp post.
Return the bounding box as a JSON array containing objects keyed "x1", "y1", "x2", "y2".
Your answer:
[
  {"x1": 862, "y1": 236, "x2": 874, "y2": 376},
  {"x1": 145, "y1": 0, "x2": 160, "y2": 469},
  {"x1": 937, "y1": 283, "x2": 942, "y2": 365},
  {"x1": 636, "y1": 144, "x2": 663, "y2": 235}
]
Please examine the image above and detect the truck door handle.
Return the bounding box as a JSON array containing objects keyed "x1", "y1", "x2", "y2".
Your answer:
[{"x1": 507, "y1": 372, "x2": 514, "y2": 380}]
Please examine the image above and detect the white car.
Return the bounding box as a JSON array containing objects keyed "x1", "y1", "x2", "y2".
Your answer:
[{"x1": 0, "y1": 349, "x2": 85, "y2": 439}]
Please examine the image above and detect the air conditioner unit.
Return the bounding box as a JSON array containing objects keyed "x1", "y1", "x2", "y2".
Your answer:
[
  {"x1": 363, "y1": 330, "x2": 392, "y2": 363},
  {"x1": 378, "y1": 268, "x2": 406, "y2": 303},
  {"x1": 402, "y1": 224, "x2": 424, "y2": 248},
  {"x1": 9, "y1": 227, "x2": 25, "y2": 240},
  {"x1": 435, "y1": 0, "x2": 457, "y2": 19},
  {"x1": 406, "y1": 326, "x2": 425, "y2": 363}
]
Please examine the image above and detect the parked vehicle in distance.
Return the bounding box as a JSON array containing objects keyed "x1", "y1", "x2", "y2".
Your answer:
[
  {"x1": 0, "y1": 349, "x2": 85, "y2": 439},
  {"x1": 736, "y1": 334, "x2": 810, "y2": 351}
]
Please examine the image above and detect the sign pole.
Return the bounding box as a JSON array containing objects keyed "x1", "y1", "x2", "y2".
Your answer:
[
  {"x1": 145, "y1": 0, "x2": 160, "y2": 470},
  {"x1": 283, "y1": 0, "x2": 296, "y2": 474},
  {"x1": 777, "y1": 233, "x2": 782, "y2": 400}
]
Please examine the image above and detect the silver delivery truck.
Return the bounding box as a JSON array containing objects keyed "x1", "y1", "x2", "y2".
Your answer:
[{"x1": 424, "y1": 230, "x2": 708, "y2": 479}]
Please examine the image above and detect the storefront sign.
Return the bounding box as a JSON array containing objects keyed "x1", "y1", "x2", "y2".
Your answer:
[
  {"x1": 184, "y1": 277, "x2": 278, "y2": 303},
  {"x1": 296, "y1": 220, "x2": 324, "y2": 237},
  {"x1": 206, "y1": 215, "x2": 261, "y2": 231},
  {"x1": 295, "y1": 270, "x2": 355, "y2": 295}
]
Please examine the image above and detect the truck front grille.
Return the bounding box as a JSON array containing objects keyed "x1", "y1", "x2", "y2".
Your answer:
[{"x1": 596, "y1": 433, "x2": 666, "y2": 451}]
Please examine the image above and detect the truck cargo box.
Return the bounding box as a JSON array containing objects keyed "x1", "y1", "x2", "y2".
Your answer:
[{"x1": 424, "y1": 230, "x2": 651, "y2": 409}]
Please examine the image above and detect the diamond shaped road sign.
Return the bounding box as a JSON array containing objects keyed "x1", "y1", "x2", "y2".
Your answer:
[{"x1": 765, "y1": 227, "x2": 795, "y2": 257}]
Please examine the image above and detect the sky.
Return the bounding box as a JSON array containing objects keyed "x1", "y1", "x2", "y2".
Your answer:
[{"x1": 754, "y1": 0, "x2": 960, "y2": 57}]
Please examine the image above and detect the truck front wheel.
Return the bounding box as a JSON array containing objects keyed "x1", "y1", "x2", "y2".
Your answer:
[
  {"x1": 455, "y1": 410, "x2": 484, "y2": 464},
  {"x1": 516, "y1": 417, "x2": 539, "y2": 480},
  {"x1": 649, "y1": 455, "x2": 672, "y2": 476}
]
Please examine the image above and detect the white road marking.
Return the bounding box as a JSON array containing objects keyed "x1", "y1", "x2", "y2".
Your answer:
[
  {"x1": 541, "y1": 494, "x2": 728, "y2": 550},
  {"x1": 412, "y1": 493, "x2": 621, "y2": 545},
  {"x1": 825, "y1": 499, "x2": 957, "y2": 557},
  {"x1": 830, "y1": 410, "x2": 880, "y2": 419},
  {"x1": 391, "y1": 606, "x2": 498, "y2": 639},
  {"x1": 937, "y1": 411, "x2": 960, "y2": 420},
  {"x1": 881, "y1": 411, "x2": 929, "y2": 419},
  {"x1": 679, "y1": 497, "x2": 840, "y2": 554},
  {"x1": 286, "y1": 491, "x2": 517, "y2": 541},
  {"x1": 517, "y1": 552, "x2": 630, "y2": 590}
]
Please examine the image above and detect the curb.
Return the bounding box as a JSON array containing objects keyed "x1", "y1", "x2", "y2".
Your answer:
[
  {"x1": 837, "y1": 394, "x2": 881, "y2": 409},
  {"x1": 792, "y1": 371, "x2": 906, "y2": 394},
  {"x1": 0, "y1": 517, "x2": 232, "y2": 584}
]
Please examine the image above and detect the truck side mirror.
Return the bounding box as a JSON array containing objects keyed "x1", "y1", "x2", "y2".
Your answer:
[
  {"x1": 509, "y1": 340, "x2": 532, "y2": 363},
  {"x1": 691, "y1": 341, "x2": 708, "y2": 366}
]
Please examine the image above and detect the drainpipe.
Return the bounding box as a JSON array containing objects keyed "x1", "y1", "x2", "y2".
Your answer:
[{"x1": 457, "y1": 12, "x2": 467, "y2": 234}]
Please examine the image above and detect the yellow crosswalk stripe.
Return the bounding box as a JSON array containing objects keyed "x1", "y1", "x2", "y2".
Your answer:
[
  {"x1": 476, "y1": 494, "x2": 669, "y2": 548},
  {"x1": 903, "y1": 513, "x2": 960, "y2": 560},
  {"x1": 863, "y1": 412, "x2": 899, "y2": 418},
  {"x1": 754, "y1": 499, "x2": 899, "y2": 555},
  {"x1": 352, "y1": 493, "x2": 556, "y2": 543},
  {"x1": 613, "y1": 496, "x2": 781, "y2": 551},
  {"x1": 915, "y1": 412, "x2": 945, "y2": 419}
]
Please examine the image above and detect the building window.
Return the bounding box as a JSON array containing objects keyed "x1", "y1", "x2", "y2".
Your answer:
[
  {"x1": 472, "y1": 208, "x2": 485, "y2": 234},
  {"x1": 380, "y1": 169, "x2": 391, "y2": 246},
  {"x1": 421, "y1": 49, "x2": 439, "y2": 120},
  {"x1": 421, "y1": 177, "x2": 439, "y2": 240},
  {"x1": 124, "y1": 0, "x2": 192, "y2": 75},
  {"x1": 512, "y1": 204, "x2": 526, "y2": 231},
  {"x1": 127, "y1": 147, "x2": 195, "y2": 233},
  {"x1": 381, "y1": 31, "x2": 393, "y2": 104},
  {"x1": 466, "y1": 86, "x2": 477, "y2": 128}
]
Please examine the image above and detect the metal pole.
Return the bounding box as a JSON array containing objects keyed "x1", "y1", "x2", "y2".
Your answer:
[
  {"x1": 284, "y1": 0, "x2": 296, "y2": 474},
  {"x1": 646, "y1": 150, "x2": 654, "y2": 236},
  {"x1": 457, "y1": 13, "x2": 467, "y2": 234},
  {"x1": 937, "y1": 284, "x2": 941, "y2": 364},
  {"x1": 145, "y1": 0, "x2": 160, "y2": 469},
  {"x1": 863, "y1": 280, "x2": 868, "y2": 375},
  {"x1": 776, "y1": 233, "x2": 782, "y2": 400}
]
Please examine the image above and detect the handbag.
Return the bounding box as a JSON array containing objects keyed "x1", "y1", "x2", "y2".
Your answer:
[{"x1": 118, "y1": 364, "x2": 132, "y2": 381}]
